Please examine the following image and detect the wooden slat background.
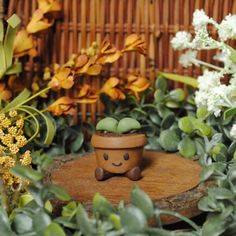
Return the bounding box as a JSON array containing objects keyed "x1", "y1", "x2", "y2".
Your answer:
[{"x1": 6, "y1": 0, "x2": 236, "y2": 122}]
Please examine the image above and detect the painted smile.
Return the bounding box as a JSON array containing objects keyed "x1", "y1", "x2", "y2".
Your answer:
[{"x1": 112, "y1": 162, "x2": 122, "y2": 167}]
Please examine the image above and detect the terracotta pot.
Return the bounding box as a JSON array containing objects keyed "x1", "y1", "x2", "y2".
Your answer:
[{"x1": 91, "y1": 133, "x2": 146, "y2": 181}]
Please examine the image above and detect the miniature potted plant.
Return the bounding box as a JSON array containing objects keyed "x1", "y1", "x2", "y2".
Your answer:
[{"x1": 91, "y1": 117, "x2": 146, "y2": 181}]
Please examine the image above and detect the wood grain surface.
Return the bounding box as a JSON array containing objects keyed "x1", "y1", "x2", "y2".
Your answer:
[{"x1": 46, "y1": 150, "x2": 211, "y2": 224}]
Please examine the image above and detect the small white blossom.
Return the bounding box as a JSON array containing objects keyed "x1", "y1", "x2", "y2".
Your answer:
[
  {"x1": 230, "y1": 124, "x2": 236, "y2": 139},
  {"x1": 191, "y1": 28, "x2": 219, "y2": 50},
  {"x1": 179, "y1": 50, "x2": 198, "y2": 67},
  {"x1": 197, "y1": 70, "x2": 222, "y2": 91},
  {"x1": 171, "y1": 31, "x2": 192, "y2": 50},
  {"x1": 218, "y1": 14, "x2": 236, "y2": 41},
  {"x1": 192, "y1": 9, "x2": 210, "y2": 29}
]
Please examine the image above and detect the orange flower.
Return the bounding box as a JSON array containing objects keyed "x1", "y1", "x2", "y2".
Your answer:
[
  {"x1": 38, "y1": 0, "x2": 61, "y2": 14},
  {"x1": 96, "y1": 40, "x2": 122, "y2": 64},
  {"x1": 75, "y1": 54, "x2": 102, "y2": 76},
  {"x1": 13, "y1": 30, "x2": 37, "y2": 58},
  {"x1": 26, "y1": 9, "x2": 53, "y2": 34},
  {"x1": 47, "y1": 96, "x2": 76, "y2": 116},
  {"x1": 75, "y1": 84, "x2": 98, "y2": 104},
  {"x1": 48, "y1": 67, "x2": 74, "y2": 90},
  {"x1": 125, "y1": 74, "x2": 149, "y2": 98},
  {"x1": 100, "y1": 77, "x2": 125, "y2": 100},
  {"x1": 0, "y1": 83, "x2": 12, "y2": 101},
  {"x1": 122, "y1": 34, "x2": 147, "y2": 56}
]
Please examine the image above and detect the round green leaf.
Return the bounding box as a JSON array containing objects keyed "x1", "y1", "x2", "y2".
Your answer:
[
  {"x1": 96, "y1": 117, "x2": 118, "y2": 133},
  {"x1": 178, "y1": 117, "x2": 194, "y2": 134},
  {"x1": 161, "y1": 113, "x2": 175, "y2": 129},
  {"x1": 159, "y1": 130, "x2": 180, "y2": 152},
  {"x1": 155, "y1": 77, "x2": 167, "y2": 91},
  {"x1": 117, "y1": 117, "x2": 141, "y2": 134},
  {"x1": 121, "y1": 207, "x2": 147, "y2": 233},
  {"x1": 197, "y1": 106, "x2": 208, "y2": 120},
  {"x1": 12, "y1": 214, "x2": 33, "y2": 234},
  {"x1": 169, "y1": 88, "x2": 185, "y2": 102},
  {"x1": 178, "y1": 136, "x2": 196, "y2": 158}
]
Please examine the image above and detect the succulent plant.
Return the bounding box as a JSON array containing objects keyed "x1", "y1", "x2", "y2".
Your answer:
[{"x1": 96, "y1": 117, "x2": 141, "y2": 134}]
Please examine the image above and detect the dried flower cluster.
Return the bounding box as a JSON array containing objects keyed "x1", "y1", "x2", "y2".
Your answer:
[
  {"x1": 45, "y1": 34, "x2": 149, "y2": 116},
  {"x1": 0, "y1": 111, "x2": 32, "y2": 188}
]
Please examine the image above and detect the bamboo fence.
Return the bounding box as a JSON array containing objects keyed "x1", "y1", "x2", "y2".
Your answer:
[{"x1": 5, "y1": 0, "x2": 236, "y2": 122}]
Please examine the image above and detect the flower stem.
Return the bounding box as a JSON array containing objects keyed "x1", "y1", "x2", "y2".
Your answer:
[
  {"x1": 193, "y1": 58, "x2": 223, "y2": 71},
  {"x1": 23, "y1": 86, "x2": 51, "y2": 105}
]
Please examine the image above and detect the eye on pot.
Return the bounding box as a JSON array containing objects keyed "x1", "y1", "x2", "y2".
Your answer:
[
  {"x1": 103, "y1": 153, "x2": 109, "y2": 160},
  {"x1": 123, "y1": 153, "x2": 129, "y2": 160}
]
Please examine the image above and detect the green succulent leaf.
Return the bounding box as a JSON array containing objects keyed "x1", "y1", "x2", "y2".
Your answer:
[
  {"x1": 161, "y1": 112, "x2": 175, "y2": 129},
  {"x1": 44, "y1": 223, "x2": 66, "y2": 236},
  {"x1": 96, "y1": 117, "x2": 118, "y2": 133},
  {"x1": 131, "y1": 186, "x2": 154, "y2": 219},
  {"x1": 76, "y1": 204, "x2": 97, "y2": 235},
  {"x1": 197, "y1": 106, "x2": 209, "y2": 120},
  {"x1": 93, "y1": 192, "x2": 116, "y2": 217},
  {"x1": 159, "y1": 129, "x2": 180, "y2": 152},
  {"x1": 178, "y1": 117, "x2": 194, "y2": 134},
  {"x1": 117, "y1": 117, "x2": 141, "y2": 134},
  {"x1": 168, "y1": 88, "x2": 185, "y2": 102},
  {"x1": 208, "y1": 187, "x2": 235, "y2": 200},
  {"x1": 12, "y1": 214, "x2": 33, "y2": 234},
  {"x1": 155, "y1": 77, "x2": 167, "y2": 91},
  {"x1": 178, "y1": 136, "x2": 196, "y2": 158},
  {"x1": 109, "y1": 213, "x2": 121, "y2": 230},
  {"x1": 224, "y1": 107, "x2": 236, "y2": 120},
  {"x1": 121, "y1": 206, "x2": 147, "y2": 233}
]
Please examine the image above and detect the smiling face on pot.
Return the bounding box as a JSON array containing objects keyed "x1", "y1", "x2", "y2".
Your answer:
[{"x1": 95, "y1": 148, "x2": 143, "y2": 174}]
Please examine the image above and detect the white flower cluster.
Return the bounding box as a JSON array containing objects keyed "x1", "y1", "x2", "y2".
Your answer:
[
  {"x1": 171, "y1": 9, "x2": 236, "y2": 117},
  {"x1": 194, "y1": 70, "x2": 236, "y2": 116}
]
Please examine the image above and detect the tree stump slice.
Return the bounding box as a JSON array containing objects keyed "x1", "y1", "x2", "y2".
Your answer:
[{"x1": 46, "y1": 151, "x2": 211, "y2": 225}]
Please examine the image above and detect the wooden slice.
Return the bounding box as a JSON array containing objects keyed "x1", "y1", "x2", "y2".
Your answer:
[{"x1": 46, "y1": 151, "x2": 211, "y2": 225}]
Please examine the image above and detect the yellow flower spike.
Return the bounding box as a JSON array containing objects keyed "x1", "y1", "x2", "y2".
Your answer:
[
  {"x1": 26, "y1": 9, "x2": 54, "y2": 34},
  {"x1": 76, "y1": 84, "x2": 98, "y2": 104},
  {"x1": 13, "y1": 30, "x2": 37, "y2": 58},
  {"x1": 47, "y1": 96, "x2": 77, "y2": 116},
  {"x1": 122, "y1": 34, "x2": 147, "y2": 56},
  {"x1": 100, "y1": 77, "x2": 126, "y2": 100},
  {"x1": 0, "y1": 83, "x2": 12, "y2": 102},
  {"x1": 48, "y1": 67, "x2": 75, "y2": 90}
]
